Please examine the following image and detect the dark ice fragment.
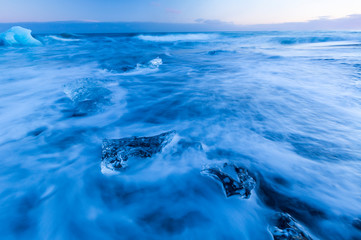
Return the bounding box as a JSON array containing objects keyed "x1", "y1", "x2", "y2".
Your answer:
[
  {"x1": 202, "y1": 163, "x2": 255, "y2": 198},
  {"x1": 102, "y1": 130, "x2": 176, "y2": 171},
  {"x1": 271, "y1": 213, "x2": 312, "y2": 240}
]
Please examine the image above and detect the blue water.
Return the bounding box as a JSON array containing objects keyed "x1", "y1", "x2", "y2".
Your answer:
[{"x1": 1, "y1": 31, "x2": 361, "y2": 239}]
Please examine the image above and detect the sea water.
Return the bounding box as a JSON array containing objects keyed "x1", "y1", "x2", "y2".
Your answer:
[{"x1": 1, "y1": 30, "x2": 361, "y2": 239}]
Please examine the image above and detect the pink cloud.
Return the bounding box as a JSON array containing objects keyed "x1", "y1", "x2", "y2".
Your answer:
[
  {"x1": 150, "y1": 1, "x2": 161, "y2": 7},
  {"x1": 166, "y1": 8, "x2": 181, "y2": 14}
]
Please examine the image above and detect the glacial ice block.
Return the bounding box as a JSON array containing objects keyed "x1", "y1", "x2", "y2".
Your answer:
[
  {"x1": 63, "y1": 79, "x2": 112, "y2": 115},
  {"x1": 270, "y1": 213, "x2": 312, "y2": 240},
  {"x1": 101, "y1": 131, "x2": 176, "y2": 172},
  {"x1": 0, "y1": 26, "x2": 42, "y2": 46},
  {"x1": 202, "y1": 163, "x2": 256, "y2": 199}
]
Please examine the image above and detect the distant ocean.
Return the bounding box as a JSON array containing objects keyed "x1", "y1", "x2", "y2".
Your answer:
[{"x1": 1, "y1": 28, "x2": 361, "y2": 239}]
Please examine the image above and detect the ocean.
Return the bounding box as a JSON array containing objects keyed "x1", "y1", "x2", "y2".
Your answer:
[{"x1": 1, "y1": 29, "x2": 361, "y2": 239}]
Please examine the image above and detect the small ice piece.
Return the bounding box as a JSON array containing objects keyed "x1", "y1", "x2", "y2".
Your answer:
[
  {"x1": 0, "y1": 26, "x2": 42, "y2": 46},
  {"x1": 148, "y1": 57, "x2": 163, "y2": 68},
  {"x1": 202, "y1": 163, "x2": 256, "y2": 198},
  {"x1": 101, "y1": 131, "x2": 176, "y2": 172},
  {"x1": 270, "y1": 213, "x2": 312, "y2": 240},
  {"x1": 63, "y1": 79, "x2": 112, "y2": 115}
]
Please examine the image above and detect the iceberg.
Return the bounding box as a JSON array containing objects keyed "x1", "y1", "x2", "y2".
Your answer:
[{"x1": 0, "y1": 26, "x2": 42, "y2": 46}]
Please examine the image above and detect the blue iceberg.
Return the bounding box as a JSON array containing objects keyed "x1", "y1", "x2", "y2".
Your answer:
[{"x1": 0, "y1": 26, "x2": 41, "y2": 46}]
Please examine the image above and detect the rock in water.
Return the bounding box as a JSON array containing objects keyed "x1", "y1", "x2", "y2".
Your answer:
[
  {"x1": 101, "y1": 131, "x2": 176, "y2": 171},
  {"x1": 202, "y1": 163, "x2": 256, "y2": 198},
  {"x1": 271, "y1": 213, "x2": 312, "y2": 240}
]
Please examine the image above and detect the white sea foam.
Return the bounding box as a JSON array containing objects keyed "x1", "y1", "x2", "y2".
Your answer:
[
  {"x1": 148, "y1": 57, "x2": 163, "y2": 68},
  {"x1": 47, "y1": 35, "x2": 80, "y2": 42},
  {"x1": 137, "y1": 33, "x2": 218, "y2": 42},
  {"x1": 114, "y1": 57, "x2": 163, "y2": 76},
  {"x1": 1, "y1": 31, "x2": 361, "y2": 239}
]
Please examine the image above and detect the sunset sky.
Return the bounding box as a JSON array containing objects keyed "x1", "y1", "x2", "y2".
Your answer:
[{"x1": 1, "y1": 0, "x2": 361, "y2": 24}]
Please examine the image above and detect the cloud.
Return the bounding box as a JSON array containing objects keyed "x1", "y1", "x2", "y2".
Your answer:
[
  {"x1": 195, "y1": 19, "x2": 234, "y2": 25},
  {"x1": 150, "y1": 2, "x2": 181, "y2": 15},
  {"x1": 307, "y1": 14, "x2": 361, "y2": 30},
  {"x1": 193, "y1": 14, "x2": 361, "y2": 31},
  {"x1": 166, "y1": 8, "x2": 181, "y2": 14},
  {"x1": 244, "y1": 14, "x2": 361, "y2": 30},
  {"x1": 150, "y1": 1, "x2": 161, "y2": 7}
]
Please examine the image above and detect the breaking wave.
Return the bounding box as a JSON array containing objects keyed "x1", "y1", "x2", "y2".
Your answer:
[
  {"x1": 137, "y1": 33, "x2": 219, "y2": 42},
  {"x1": 47, "y1": 35, "x2": 81, "y2": 42},
  {"x1": 275, "y1": 36, "x2": 345, "y2": 45},
  {"x1": 106, "y1": 57, "x2": 164, "y2": 75}
]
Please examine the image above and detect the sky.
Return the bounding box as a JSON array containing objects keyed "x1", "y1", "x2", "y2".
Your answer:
[{"x1": 1, "y1": 0, "x2": 361, "y2": 25}]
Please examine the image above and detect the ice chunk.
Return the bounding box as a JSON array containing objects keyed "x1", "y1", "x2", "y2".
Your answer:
[
  {"x1": 202, "y1": 163, "x2": 256, "y2": 199},
  {"x1": 0, "y1": 26, "x2": 41, "y2": 46},
  {"x1": 270, "y1": 213, "x2": 312, "y2": 240},
  {"x1": 101, "y1": 131, "x2": 176, "y2": 172},
  {"x1": 63, "y1": 79, "x2": 112, "y2": 115}
]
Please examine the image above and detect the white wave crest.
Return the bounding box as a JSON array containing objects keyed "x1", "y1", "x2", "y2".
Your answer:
[
  {"x1": 148, "y1": 57, "x2": 163, "y2": 68},
  {"x1": 137, "y1": 33, "x2": 218, "y2": 42},
  {"x1": 113, "y1": 57, "x2": 163, "y2": 76},
  {"x1": 48, "y1": 35, "x2": 80, "y2": 42}
]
